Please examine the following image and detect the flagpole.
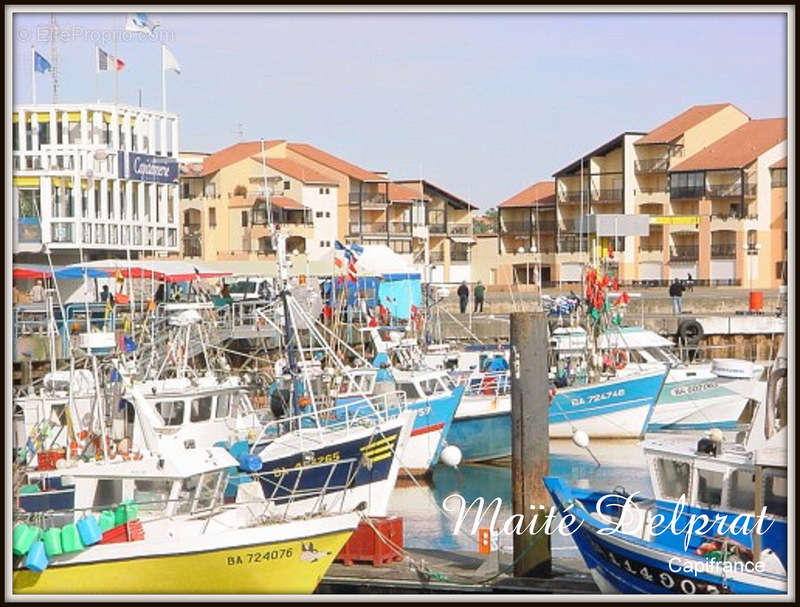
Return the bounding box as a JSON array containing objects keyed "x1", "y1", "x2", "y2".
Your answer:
[
  {"x1": 161, "y1": 44, "x2": 167, "y2": 112},
  {"x1": 113, "y1": 23, "x2": 119, "y2": 104},
  {"x1": 31, "y1": 46, "x2": 36, "y2": 104},
  {"x1": 95, "y1": 46, "x2": 100, "y2": 103}
]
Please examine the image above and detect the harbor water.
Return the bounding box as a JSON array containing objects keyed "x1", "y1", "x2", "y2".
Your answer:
[{"x1": 389, "y1": 438, "x2": 654, "y2": 558}]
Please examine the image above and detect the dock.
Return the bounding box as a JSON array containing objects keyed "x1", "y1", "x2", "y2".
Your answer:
[{"x1": 319, "y1": 549, "x2": 596, "y2": 594}]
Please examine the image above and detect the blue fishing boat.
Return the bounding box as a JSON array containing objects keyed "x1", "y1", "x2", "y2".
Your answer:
[{"x1": 544, "y1": 477, "x2": 787, "y2": 594}]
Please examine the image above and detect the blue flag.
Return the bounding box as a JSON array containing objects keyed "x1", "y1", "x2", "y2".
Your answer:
[{"x1": 33, "y1": 51, "x2": 52, "y2": 74}]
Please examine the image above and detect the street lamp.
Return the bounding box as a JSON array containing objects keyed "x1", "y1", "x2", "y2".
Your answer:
[{"x1": 743, "y1": 242, "x2": 762, "y2": 292}]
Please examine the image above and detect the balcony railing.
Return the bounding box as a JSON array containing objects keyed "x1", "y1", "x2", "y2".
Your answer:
[
  {"x1": 429, "y1": 223, "x2": 447, "y2": 234},
  {"x1": 450, "y1": 250, "x2": 469, "y2": 262},
  {"x1": 639, "y1": 239, "x2": 662, "y2": 252},
  {"x1": 670, "y1": 186, "x2": 705, "y2": 200},
  {"x1": 183, "y1": 223, "x2": 202, "y2": 236},
  {"x1": 557, "y1": 238, "x2": 590, "y2": 254},
  {"x1": 349, "y1": 222, "x2": 388, "y2": 235},
  {"x1": 706, "y1": 183, "x2": 742, "y2": 198},
  {"x1": 430, "y1": 250, "x2": 445, "y2": 263},
  {"x1": 670, "y1": 245, "x2": 699, "y2": 261},
  {"x1": 558, "y1": 189, "x2": 623, "y2": 203},
  {"x1": 593, "y1": 188, "x2": 624, "y2": 203},
  {"x1": 710, "y1": 244, "x2": 737, "y2": 259},
  {"x1": 558, "y1": 190, "x2": 591, "y2": 204},
  {"x1": 349, "y1": 192, "x2": 387, "y2": 206},
  {"x1": 390, "y1": 221, "x2": 412, "y2": 234},
  {"x1": 635, "y1": 157, "x2": 669, "y2": 173},
  {"x1": 448, "y1": 222, "x2": 472, "y2": 235},
  {"x1": 501, "y1": 221, "x2": 529, "y2": 234}
]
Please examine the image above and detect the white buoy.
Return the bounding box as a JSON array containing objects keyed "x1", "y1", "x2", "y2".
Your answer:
[
  {"x1": 572, "y1": 429, "x2": 590, "y2": 449},
  {"x1": 439, "y1": 444, "x2": 462, "y2": 468}
]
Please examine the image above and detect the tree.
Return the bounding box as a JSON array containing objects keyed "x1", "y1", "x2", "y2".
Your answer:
[{"x1": 474, "y1": 208, "x2": 498, "y2": 234}]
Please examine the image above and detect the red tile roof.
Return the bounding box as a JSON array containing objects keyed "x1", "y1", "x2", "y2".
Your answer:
[
  {"x1": 388, "y1": 183, "x2": 425, "y2": 203},
  {"x1": 269, "y1": 196, "x2": 306, "y2": 210},
  {"x1": 201, "y1": 140, "x2": 284, "y2": 176},
  {"x1": 498, "y1": 181, "x2": 555, "y2": 208},
  {"x1": 249, "y1": 156, "x2": 338, "y2": 185},
  {"x1": 287, "y1": 143, "x2": 386, "y2": 182},
  {"x1": 670, "y1": 118, "x2": 787, "y2": 172},
  {"x1": 770, "y1": 157, "x2": 787, "y2": 169},
  {"x1": 636, "y1": 103, "x2": 739, "y2": 145}
]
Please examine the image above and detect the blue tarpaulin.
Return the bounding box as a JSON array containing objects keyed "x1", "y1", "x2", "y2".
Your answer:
[
  {"x1": 322, "y1": 277, "x2": 380, "y2": 308},
  {"x1": 377, "y1": 275, "x2": 422, "y2": 320}
]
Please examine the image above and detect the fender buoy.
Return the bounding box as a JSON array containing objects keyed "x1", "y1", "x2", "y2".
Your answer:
[
  {"x1": 677, "y1": 319, "x2": 704, "y2": 345},
  {"x1": 482, "y1": 376, "x2": 497, "y2": 395},
  {"x1": 612, "y1": 349, "x2": 628, "y2": 370}
]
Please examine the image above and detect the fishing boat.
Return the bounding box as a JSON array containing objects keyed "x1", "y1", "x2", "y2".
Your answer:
[
  {"x1": 12, "y1": 447, "x2": 359, "y2": 594},
  {"x1": 549, "y1": 325, "x2": 765, "y2": 431},
  {"x1": 544, "y1": 338, "x2": 788, "y2": 594}
]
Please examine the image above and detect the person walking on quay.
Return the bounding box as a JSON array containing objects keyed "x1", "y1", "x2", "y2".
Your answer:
[
  {"x1": 474, "y1": 280, "x2": 486, "y2": 313},
  {"x1": 99, "y1": 285, "x2": 112, "y2": 303},
  {"x1": 30, "y1": 279, "x2": 46, "y2": 303},
  {"x1": 457, "y1": 280, "x2": 470, "y2": 314},
  {"x1": 686, "y1": 272, "x2": 694, "y2": 292},
  {"x1": 669, "y1": 278, "x2": 686, "y2": 315}
]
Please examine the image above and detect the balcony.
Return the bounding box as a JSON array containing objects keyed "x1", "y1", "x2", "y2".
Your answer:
[
  {"x1": 501, "y1": 221, "x2": 530, "y2": 235},
  {"x1": 592, "y1": 189, "x2": 623, "y2": 203},
  {"x1": 557, "y1": 238, "x2": 590, "y2": 254},
  {"x1": 349, "y1": 192, "x2": 387, "y2": 207},
  {"x1": 635, "y1": 157, "x2": 669, "y2": 174},
  {"x1": 448, "y1": 222, "x2": 472, "y2": 235},
  {"x1": 639, "y1": 238, "x2": 662, "y2": 252},
  {"x1": 430, "y1": 250, "x2": 445, "y2": 263},
  {"x1": 349, "y1": 222, "x2": 388, "y2": 235},
  {"x1": 450, "y1": 249, "x2": 469, "y2": 262},
  {"x1": 390, "y1": 221, "x2": 412, "y2": 235},
  {"x1": 706, "y1": 183, "x2": 742, "y2": 198},
  {"x1": 670, "y1": 186, "x2": 705, "y2": 200},
  {"x1": 429, "y1": 223, "x2": 447, "y2": 234},
  {"x1": 710, "y1": 244, "x2": 737, "y2": 259},
  {"x1": 670, "y1": 245, "x2": 699, "y2": 261},
  {"x1": 558, "y1": 190, "x2": 591, "y2": 204},
  {"x1": 183, "y1": 223, "x2": 202, "y2": 236}
]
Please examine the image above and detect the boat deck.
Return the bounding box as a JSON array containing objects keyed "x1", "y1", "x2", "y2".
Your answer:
[{"x1": 319, "y1": 549, "x2": 597, "y2": 594}]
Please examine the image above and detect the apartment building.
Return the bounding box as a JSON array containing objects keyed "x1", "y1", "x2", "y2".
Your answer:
[
  {"x1": 178, "y1": 141, "x2": 339, "y2": 261},
  {"x1": 477, "y1": 103, "x2": 787, "y2": 289},
  {"x1": 12, "y1": 103, "x2": 181, "y2": 265},
  {"x1": 392, "y1": 179, "x2": 477, "y2": 283},
  {"x1": 664, "y1": 117, "x2": 787, "y2": 289},
  {"x1": 473, "y1": 181, "x2": 556, "y2": 285}
]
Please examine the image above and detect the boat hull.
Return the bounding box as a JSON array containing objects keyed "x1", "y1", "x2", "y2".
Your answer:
[
  {"x1": 13, "y1": 515, "x2": 357, "y2": 594},
  {"x1": 544, "y1": 477, "x2": 787, "y2": 595}
]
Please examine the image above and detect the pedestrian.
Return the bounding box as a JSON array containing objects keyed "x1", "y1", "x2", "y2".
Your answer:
[
  {"x1": 457, "y1": 280, "x2": 469, "y2": 314},
  {"x1": 99, "y1": 285, "x2": 112, "y2": 303},
  {"x1": 686, "y1": 272, "x2": 694, "y2": 292},
  {"x1": 154, "y1": 283, "x2": 166, "y2": 303},
  {"x1": 668, "y1": 278, "x2": 685, "y2": 315},
  {"x1": 474, "y1": 280, "x2": 486, "y2": 313},
  {"x1": 30, "y1": 279, "x2": 46, "y2": 303}
]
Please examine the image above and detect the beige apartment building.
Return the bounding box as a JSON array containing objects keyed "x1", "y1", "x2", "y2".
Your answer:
[
  {"x1": 476, "y1": 103, "x2": 788, "y2": 289},
  {"x1": 178, "y1": 141, "x2": 476, "y2": 281}
]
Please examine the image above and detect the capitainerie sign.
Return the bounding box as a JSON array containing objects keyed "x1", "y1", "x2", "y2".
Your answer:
[{"x1": 117, "y1": 151, "x2": 179, "y2": 184}]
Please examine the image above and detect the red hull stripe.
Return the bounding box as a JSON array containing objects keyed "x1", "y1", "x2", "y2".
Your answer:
[{"x1": 410, "y1": 422, "x2": 445, "y2": 437}]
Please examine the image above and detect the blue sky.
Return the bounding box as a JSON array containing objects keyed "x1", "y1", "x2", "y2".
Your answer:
[{"x1": 12, "y1": 11, "x2": 788, "y2": 209}]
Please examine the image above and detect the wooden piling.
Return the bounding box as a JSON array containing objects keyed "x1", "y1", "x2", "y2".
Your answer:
[{"x1": 510, "y1": 312, "x2": 551, "y2": 577}]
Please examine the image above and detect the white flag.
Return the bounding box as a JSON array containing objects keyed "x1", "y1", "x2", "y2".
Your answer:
[{"x1": 163, "y1": 45, "x2": 181, "y2": 74}]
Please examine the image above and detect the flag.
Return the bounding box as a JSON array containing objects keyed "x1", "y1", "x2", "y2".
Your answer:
[
  {"x1": 162, "y1": 45, "x2": 181, "y2": 74},
  {"x1": 125, "y1": 13, "x2": 158, "y2": 36},
  {"x1": 33, "y1": 51, "x2": 52, "y2": 74},
  {"x1": 97, "y1": 47, "x2": 125, "y2": 72}
]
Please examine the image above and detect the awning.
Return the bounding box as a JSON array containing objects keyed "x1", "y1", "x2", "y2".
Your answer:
[
  {"x1": 72, "y1": 260, "x2": 232, "y2": 283},
  {"x1": 13, "y1": 265, "x2": 112, "y2": 280},
  {"x1": 449, "y1": 236, "x2": 477, "y2": 245},
  {"x1": 13, "y1": 265, "x2": 52, "y2": 279}
]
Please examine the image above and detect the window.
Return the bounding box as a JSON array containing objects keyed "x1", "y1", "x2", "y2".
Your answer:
[
  {"x1": 696, "y1": 469, "x2": 723, "y2": 507},
  {"x1": 155, "y1": 401, "x2": 184, "y2": 425},
  {"x1": 319, "y1": 187, "x2": 324, "y2": 194},
  {"x1": 764, "y1": 472, "x2": 787, "y2": 517},
  {"x1": 241, "y1": 210, "x2": 249, "y2": 227},
  {"x1": 193, "y1": 472, "x2": 220, "y2": 512},
  {"x1": 325, "y1": 211, "x2": 330, "y2": 218},
  {"x1": 325, "y1": 188, "x2": 330, "y2": 194},
  {"x1": 397, "y1": 382, "x2": 421, "y2": 400},
  {"x1": 316, "y1": 211, "x2": 323, "y2": 218},
  {"x1": 81, "y1": 188, "x2": 89, "y2": 218},
  {"x1": 134, "y1": 479, "x2": 173, "y2": 512},
  {"x1": 17, "y1": 189, "x2": 41, "y2": 218},
  {"x1": 190, "y1": 396, "x2": 213, "y2": 422},
  {"x1": 38, "y1": 121, "x2": 50, "y2": 146},
  {"x1": 209, "y1": 207, "x2": 217, "y2": 228},
  {"x1": 771, "y1": 168, "x2": 787, "y2": 188},
  {"x1": 728, "y1": 470, "x2": 755, "y2": 511},
  {"x1": 283, "y1": 180, "x2": 290, "y2": 190},
  {"x1": 182, "y1": 182, "x2": 191, "y2": 198},
  {"x1": 216, "y1": 393, "x2": 230, "y2": 418},
  {"x1": 13, "y1": 124, "x2": 19, "y2": 150}
]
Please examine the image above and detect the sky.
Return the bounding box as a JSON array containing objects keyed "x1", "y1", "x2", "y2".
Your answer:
[{"x1": 11, "y1": 10, "x2": 789, "y2": 210}]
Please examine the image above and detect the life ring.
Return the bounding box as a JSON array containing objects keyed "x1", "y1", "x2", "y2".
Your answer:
[
  {"x1": 482, "y1": 375, "x2": 497, "y2": 395},
  {"x1": 612, "y1": 349, "x2": 628, "y2": 370}
]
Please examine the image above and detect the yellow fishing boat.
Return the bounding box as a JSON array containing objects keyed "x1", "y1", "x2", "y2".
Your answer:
[{"x1": 12, "y1": 448, "x2": 358, "y2": 594}]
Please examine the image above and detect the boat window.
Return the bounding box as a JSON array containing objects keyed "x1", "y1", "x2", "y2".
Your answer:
[
  {"x1": 764, "y1": 472, "x2": 787, "y2": 518},
  {"x1": 134, "y1": 479, "x2": 173, "y2": 512},
  {"x1": 627, "y1": 350, "x2": 648, "y2": 364},
  {"x1": 92, "y1": 479, "x2": 123, "y2": 509},
  {"x1": 176, "y1": 475, "x2": 199, "y2": 515},
  {"x1": 155, "y1": 400, "x2": 185, "y2": 425},
  {"x1": 696, "y1": 469, "x2": 724, "y2": 507},
  {"x1": 194, "y1": 472, "x2": 221, "y2": 512},
  {"x1": 728, "y1": 470, "x2": 755, "y2": 511},
  {"x1": 397, "y1": 382, "x2": 421, "y2": 400},
  {"x1": 643, "y1": 347, "x2": 673, "y2": 364},
  {"x1": 654, "y1": 458, "x2": 690, "y2": 500},
  {"x1": 419, "y1": 378, "x2": 445, "y2": 396},
  {"x1": 216, "y1": 393, "x2": 230, "y2": 418},
  {"x1": 190, "y1": 396, "x2": 213, "y2": 422}
]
